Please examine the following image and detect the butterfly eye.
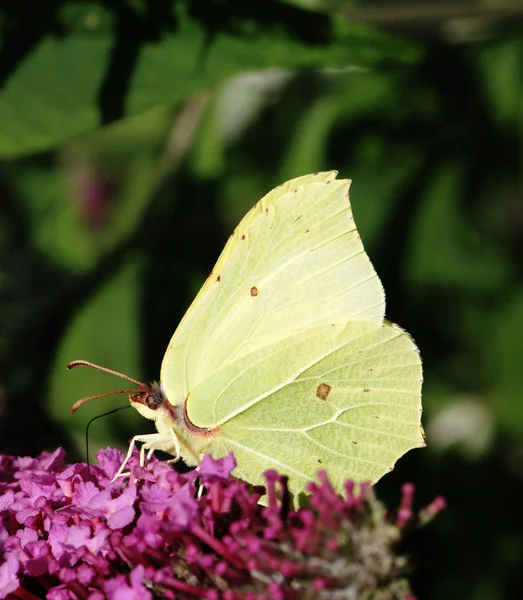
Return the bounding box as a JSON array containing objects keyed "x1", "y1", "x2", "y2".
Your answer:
[{"x1": 145, "y1": 395, "x2": 158, "y2": 409}]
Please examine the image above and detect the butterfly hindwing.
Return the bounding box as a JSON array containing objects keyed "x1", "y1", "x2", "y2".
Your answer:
[{"x1": 186, "y1": 320, "x2": 423, "y2": 496}]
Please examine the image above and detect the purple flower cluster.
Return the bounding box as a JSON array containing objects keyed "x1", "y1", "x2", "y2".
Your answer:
[{"x1": 0, "y1": 448, "x2": 445, "y2": 599}]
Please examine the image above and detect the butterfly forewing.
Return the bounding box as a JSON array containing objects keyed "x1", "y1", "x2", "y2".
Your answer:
[{"x1": 161, "y1": 177, "x2": 385, "y2": 408}]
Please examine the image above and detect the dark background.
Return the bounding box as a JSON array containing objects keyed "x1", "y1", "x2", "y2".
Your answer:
[{"x1": 1, "y1": 1, "x2": 522, "y2": 598}]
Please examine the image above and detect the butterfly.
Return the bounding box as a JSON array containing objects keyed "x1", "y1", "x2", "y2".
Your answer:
[{"x1": 70, "y1": 172, "x2": 424, "y2": 496}]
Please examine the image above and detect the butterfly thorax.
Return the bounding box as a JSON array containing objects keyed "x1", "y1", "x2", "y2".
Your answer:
[{"x1": 130, "y1": 381, "x2": 218, "y2": 466}]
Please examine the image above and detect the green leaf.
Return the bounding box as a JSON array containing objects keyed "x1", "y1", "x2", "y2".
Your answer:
[
  {"x1": 46, "y1": 260, "x2": 146, "y2": 456},
  {"x1": 489, "y1": 289, "x2": 523, "y2": 437},
  {"x1": 407, "y1": 165, "x2": 510, "y2": 291},
  {"x1": 0, "y1": 3, "x2": 420, "y2": 158},
  {"x1": 277, "y1": 95, "x2": 339, "y2": 181},
  {"x1": 4, "y1": 107, "x2": 169, "y2": 272},
  {"x1": 474, "y1": 36, "x2": 523, "y2": 129}
]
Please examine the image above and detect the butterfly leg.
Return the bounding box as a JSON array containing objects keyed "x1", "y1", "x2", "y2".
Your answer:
[
  {"x1": 165, "y1": 427, "x2": 181, "y2": 464},
  {"x1": 144, "y1": 447, "x2": 155, "y2": 465},
  {"x1": 112, "y1": 433, "x2": 172, "y2": 480}
]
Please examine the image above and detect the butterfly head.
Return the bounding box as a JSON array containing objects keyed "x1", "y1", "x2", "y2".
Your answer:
[
  {"x1": 68, "y1": 360, "x2": 170, "y2": 422},
  {"x1": 129, "y1": 381, "x2": 174, "y2": 422}
]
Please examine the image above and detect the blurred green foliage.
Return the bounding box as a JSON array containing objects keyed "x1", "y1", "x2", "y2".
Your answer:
[{"x1": 1, "y1": 1, "x2": 522, "y2": 599}]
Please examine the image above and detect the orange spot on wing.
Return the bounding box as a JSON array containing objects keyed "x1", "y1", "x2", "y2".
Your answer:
[{"x1": 316, "y1": 383, "x2": 331, "y2": 401}]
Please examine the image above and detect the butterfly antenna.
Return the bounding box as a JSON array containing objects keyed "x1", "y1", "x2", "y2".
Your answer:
[
  {"x1": 67, "y1": 361, "x2": 148, "y2": 414},
  {"x1": 67, "y1": 360, "x2": 144, "y2": 386},
  {"x1": 70, "y1": 389, "x2": 140, "y2": 414}
]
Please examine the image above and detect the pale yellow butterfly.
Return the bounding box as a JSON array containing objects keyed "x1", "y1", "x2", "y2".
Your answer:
[{"x1": 70, "y1": 172, "x2": 424, "y2": 496}]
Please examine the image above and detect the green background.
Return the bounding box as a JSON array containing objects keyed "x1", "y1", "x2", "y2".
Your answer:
[{"x1": 1, "y1": 1, "x2": 522, "y2": 598}]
